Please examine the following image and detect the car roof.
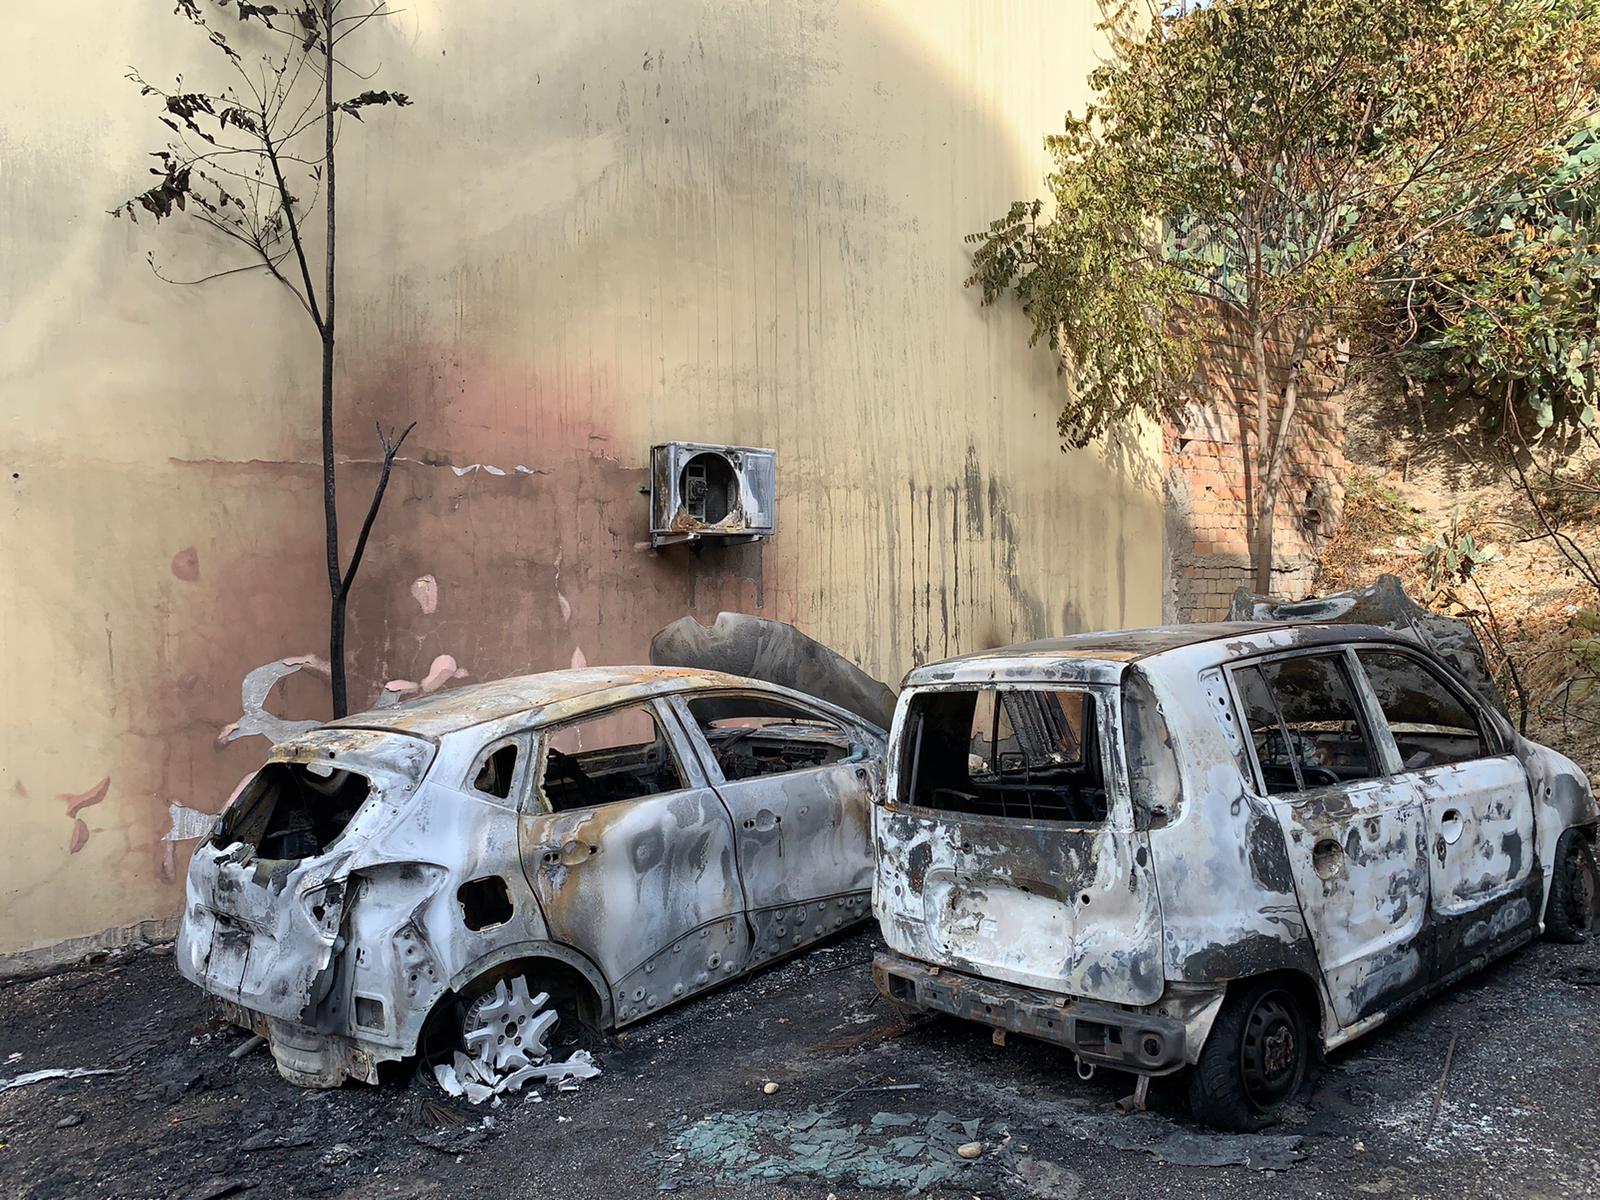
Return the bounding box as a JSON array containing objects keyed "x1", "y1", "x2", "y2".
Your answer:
[
  {"x1": 905, "y1": 621, "x2": 1409, "y2": 686},
  {"x1": 327, "y1": 666, "x2": 789, "y2": 739}
]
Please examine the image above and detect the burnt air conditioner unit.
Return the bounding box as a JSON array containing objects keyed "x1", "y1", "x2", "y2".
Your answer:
[{"x1": 648, "y1": 442, "x2": 776, "y2": 548}]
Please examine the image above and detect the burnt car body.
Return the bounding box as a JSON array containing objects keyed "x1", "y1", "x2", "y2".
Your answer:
[
  {"x1": 178, "y1": 664, "x2": 886, "y2": 1087},
  {"x1": 871, "y1": 622, "x2": 1599, "y2": 1129}
]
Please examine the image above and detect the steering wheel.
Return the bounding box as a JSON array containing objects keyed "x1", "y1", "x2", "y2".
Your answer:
[{"x1": 544, "y1": 749, "x2": 595, "y2": 808}]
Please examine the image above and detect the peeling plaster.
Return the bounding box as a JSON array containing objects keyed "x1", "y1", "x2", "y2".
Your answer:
[
  {"x1": 410, "y1": 574, "x2": 439, "y2": 614},
  {"x1": 446, "y1": 463, "x2": 548, "y2": 477},
  {"x1": 376, "y1": 654, "x2": 469, "y2": 707}
]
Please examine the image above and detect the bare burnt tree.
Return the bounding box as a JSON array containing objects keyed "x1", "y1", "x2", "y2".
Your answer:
[{"x1": 114, "y1": 0, "x2": 412, "y2": 717}]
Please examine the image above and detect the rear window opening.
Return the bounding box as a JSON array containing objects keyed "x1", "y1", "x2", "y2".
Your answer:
[
  {"x1": 218, "y1": 761, "x2": 373, "y2": 861},
  {"x1": 901, "y1": 688, "x2": 1107, "y2": 822}
]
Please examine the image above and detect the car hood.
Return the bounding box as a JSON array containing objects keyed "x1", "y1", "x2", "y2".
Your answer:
[{"x1": 650, "y1": 612, "x2": 896, "y2": 731}]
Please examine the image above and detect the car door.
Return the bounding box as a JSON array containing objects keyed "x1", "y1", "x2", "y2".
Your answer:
[
  {"x1": 1351, "y1": 647, "x2": 1538, "y2": 971},
  {"x1": 1230, "y1": 650, "x2": 1431, "y2": 1027},
  {"x1": 517, "y1": 699, "x2": 749, "y2": 1026},
  {"x1": 665, "y1": 690, "x2": 882, "y2": 968}
]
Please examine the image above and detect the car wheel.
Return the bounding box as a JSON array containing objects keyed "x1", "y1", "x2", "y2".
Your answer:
[
  {"x1": 1187, "y1": 979, "x2": 1308, "y2": 1131},
  {"x1": 1545, "y1": 829, "x2": 1599, "y2": 944}
]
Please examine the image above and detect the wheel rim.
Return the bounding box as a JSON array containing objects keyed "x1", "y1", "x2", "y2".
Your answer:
[
  {"x1": 1238, "y1": 990, "x2": 1302, "y2": 1111},
  {"x1": 461, "y1": 977, "x2": 558, "y2": 1074}
]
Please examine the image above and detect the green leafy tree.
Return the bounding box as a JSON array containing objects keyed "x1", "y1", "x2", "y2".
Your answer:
[
  {"x1": 969, "y1": 0, "x2": 1600, "y2": 593},
  {"x1": 1382, "y1": 122, "x2": 1600, "y2": 598},
  {"x1": 114, "y1": 0, "x2": 411, "y2": 717}
]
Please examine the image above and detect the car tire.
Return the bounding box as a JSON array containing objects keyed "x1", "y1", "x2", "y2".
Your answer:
[
  {"x1": 1187, "y1": 979, "x2": 1309, "y2": 1132},
  {"x1": 1545, "y1": 829, "x2": 1599, "y2": 944}
]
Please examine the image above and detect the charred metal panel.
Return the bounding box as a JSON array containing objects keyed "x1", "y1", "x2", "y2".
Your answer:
[
  {"x1": 1410, "y1": 758, "x2": 1533, "y2": 917},
  {"x1": 1267, "y1": 779, "x2": 1430, "y2": 1025},
  {"x1": 874, "y1": 685, "x2": 1164, "y2": 1007},
  {"x1": 518, "y1": 789, "x2": 748, "y2": 1024},
  {"x1": 1136, "y1": 662, "x2": 1321, "y2": 994},
  {"x1": 651, "y1": 613, "x2": 896, "y2": 731}
]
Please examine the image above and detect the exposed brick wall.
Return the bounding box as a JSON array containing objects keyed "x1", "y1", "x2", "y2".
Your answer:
[{"x1": 1163, "y1": 316, "x2": 1347, "y2": 621}]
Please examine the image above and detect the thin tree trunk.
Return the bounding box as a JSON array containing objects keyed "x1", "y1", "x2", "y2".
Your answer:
[
  {"x1": 1254, "y1": 317, "x2": 1315, "y2": 594},
  {"x1": 1248, "y1": 319, "x2": 1272, "y2": 594},
  {"x1": 322, "y1": 0, "x2": 345, "y2": 717}
]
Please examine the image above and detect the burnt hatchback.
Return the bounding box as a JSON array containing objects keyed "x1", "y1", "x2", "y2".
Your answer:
[
  {"x1": 872, "y1": 623, "x2": 1599, "y2": 1129},
  {"x1": 178, "y1": 652, "x2": 887, "y2": 1089}
]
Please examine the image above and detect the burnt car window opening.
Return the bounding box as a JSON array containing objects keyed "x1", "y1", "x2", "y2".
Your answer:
[
  {"x1": 684, "y1": 694, "x2": 855, "y2": 781},
  {"x1": 472, "y1": 741, "x2": 518, "y2": 799},
  {"x1": 1235, "y1": 654, "x2": 1379, "y2": 794},
  {"x1": 902, "y1": 688, "x2": 1107, "y2": 822},
  {"x1": 1356, "y1": 649, "x2": 1487, "y2": 769},
  {"x1": 218, "y1": 761, "x2": 372, "y2": 861},
  {"x1": 540, "y1": 703, "x2": 686, "y2": 811}
]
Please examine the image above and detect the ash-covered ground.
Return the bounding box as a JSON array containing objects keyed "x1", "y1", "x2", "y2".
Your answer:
[{"x1": 2, "y1": 928, "x2": 1597, "y2": 1199}]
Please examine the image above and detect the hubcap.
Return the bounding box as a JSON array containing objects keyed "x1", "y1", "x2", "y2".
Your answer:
[
  {"x1": 1239, "y1": 991, "x2": 1301, "y2": 1111},
  {"x1": 462, "y1": 977, "x2": 558, "y2": 1073}
]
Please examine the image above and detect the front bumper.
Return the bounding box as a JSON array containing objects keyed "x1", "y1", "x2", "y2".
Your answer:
[{"x1": 872, "y1": 950, "x2": 1187, "y2": 1074}]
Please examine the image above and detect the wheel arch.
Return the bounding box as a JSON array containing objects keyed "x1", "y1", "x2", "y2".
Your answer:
[{"x1": 414, "y1": 940, "x2": 614, "y2": 1060}]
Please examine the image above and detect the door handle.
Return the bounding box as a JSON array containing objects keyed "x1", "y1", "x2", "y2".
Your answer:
[{"x1": 540, "y1": 840, "x2": 599, "y2": 867}]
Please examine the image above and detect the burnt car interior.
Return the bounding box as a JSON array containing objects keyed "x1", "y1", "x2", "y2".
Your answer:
[
  {"x1": 1356, "y1": 649, "x2": 1487, "y2": 768},
  {"x1": 538, "y1": 703, "x2": 686, "y2": 811},
  {"x1": 684, "y1": 694, "x2": 856, "y2": 780},
  {"x1": 219, "y1": 761, "x2": 372, "y2": 860},
  {"x1": 901, "y1": 687, "x2": 1107, "y2": 822},
  {"x1": 1234, "y1": 653, "x2": 1379, "y2": 793}
]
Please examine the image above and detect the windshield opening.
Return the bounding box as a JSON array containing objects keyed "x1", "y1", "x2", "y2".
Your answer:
[{"x1": 901, "y1": 687, "x2": 1107, "y2": 822}]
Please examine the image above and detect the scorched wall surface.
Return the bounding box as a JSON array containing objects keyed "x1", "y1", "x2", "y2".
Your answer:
[{"x1": 0, "y1": 0, "x2": 1161, "y2": 961}]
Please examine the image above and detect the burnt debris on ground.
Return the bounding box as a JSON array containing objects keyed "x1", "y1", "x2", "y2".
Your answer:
[{"x1": 0, "y1": 930, "x2": 1597, "y2": 1199}]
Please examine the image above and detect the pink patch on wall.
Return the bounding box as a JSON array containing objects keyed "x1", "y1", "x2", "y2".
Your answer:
[
  {"x1": 62, "y1": 776, "x2": 111, "y2": 818},
  {"x1": 171, "y1": 547, "x2": 200, "y2": 582},
  {"x1": 410, "y1": 574, "x2": 439, "y2": 614},
  {"x1": 58, "y1": 775, "x2": 110, "y2": 853},
  {"x1": 571, "y1": 646, "x2": 587, "y2": 670},
  {"x1": 419, "y1": 654, "x2": 465, "y2": 692}
]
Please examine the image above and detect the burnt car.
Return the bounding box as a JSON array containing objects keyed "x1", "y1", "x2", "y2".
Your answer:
[
  {"x1": 178, "y1": 649, "x2": 887, "y2": 1088},
  {"x1": 871, "y1": 622, "x2": 1599, "y2": 1130}
]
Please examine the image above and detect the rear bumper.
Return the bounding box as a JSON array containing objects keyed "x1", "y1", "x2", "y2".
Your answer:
[
  {"x1": 213, "y1": 999, "x2": 389, "y2": 1087},
  {"x1": 872, "y1": 950, "x2": 1187, "y2": 1074}
]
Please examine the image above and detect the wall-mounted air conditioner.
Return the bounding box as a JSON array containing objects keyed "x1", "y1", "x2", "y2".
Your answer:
[{"x1": 648, "y1": 442, "x2": 776, "y2": 548}]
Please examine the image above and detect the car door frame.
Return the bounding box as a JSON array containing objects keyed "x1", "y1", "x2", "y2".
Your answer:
[
  {"x1": 1344, "y1": 643, "x2": 1541, "y2": 975},
  {"x1": 1224, "y1": 645, "x2": 1433, "y2": 1028},
  {"x1": 514, "y1": 696, "x2": 751, "y2": 1026},
  {"x1": 660, "y1": 687, "x2": 879, "y2": 970}
]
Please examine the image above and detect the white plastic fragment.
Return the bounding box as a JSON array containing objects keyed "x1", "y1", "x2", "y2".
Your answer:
[
  {"x1": 433, "y1": 1062, "x2": 465, "y2": 1098},
  {"x1": 0, "y1": 1066, "x2": 131, "y2": 1093}
]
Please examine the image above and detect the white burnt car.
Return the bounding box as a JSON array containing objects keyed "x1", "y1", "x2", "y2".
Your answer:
[
  {"x1": 178, "y1": 617, "x2": 891, "y2": 1088},
  {"x1": 871, "y1": 622, "x2": 1599, "y2": 1130}
]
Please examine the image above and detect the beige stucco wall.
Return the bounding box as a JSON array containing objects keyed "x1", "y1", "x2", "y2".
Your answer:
[{"x1": 0, "y1": 0, "x2": 1162, "y2": 961}]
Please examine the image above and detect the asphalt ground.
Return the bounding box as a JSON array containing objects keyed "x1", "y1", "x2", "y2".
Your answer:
[{"x1": 1, "y1": 926, "x2": 1597, "y2": 1199}]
